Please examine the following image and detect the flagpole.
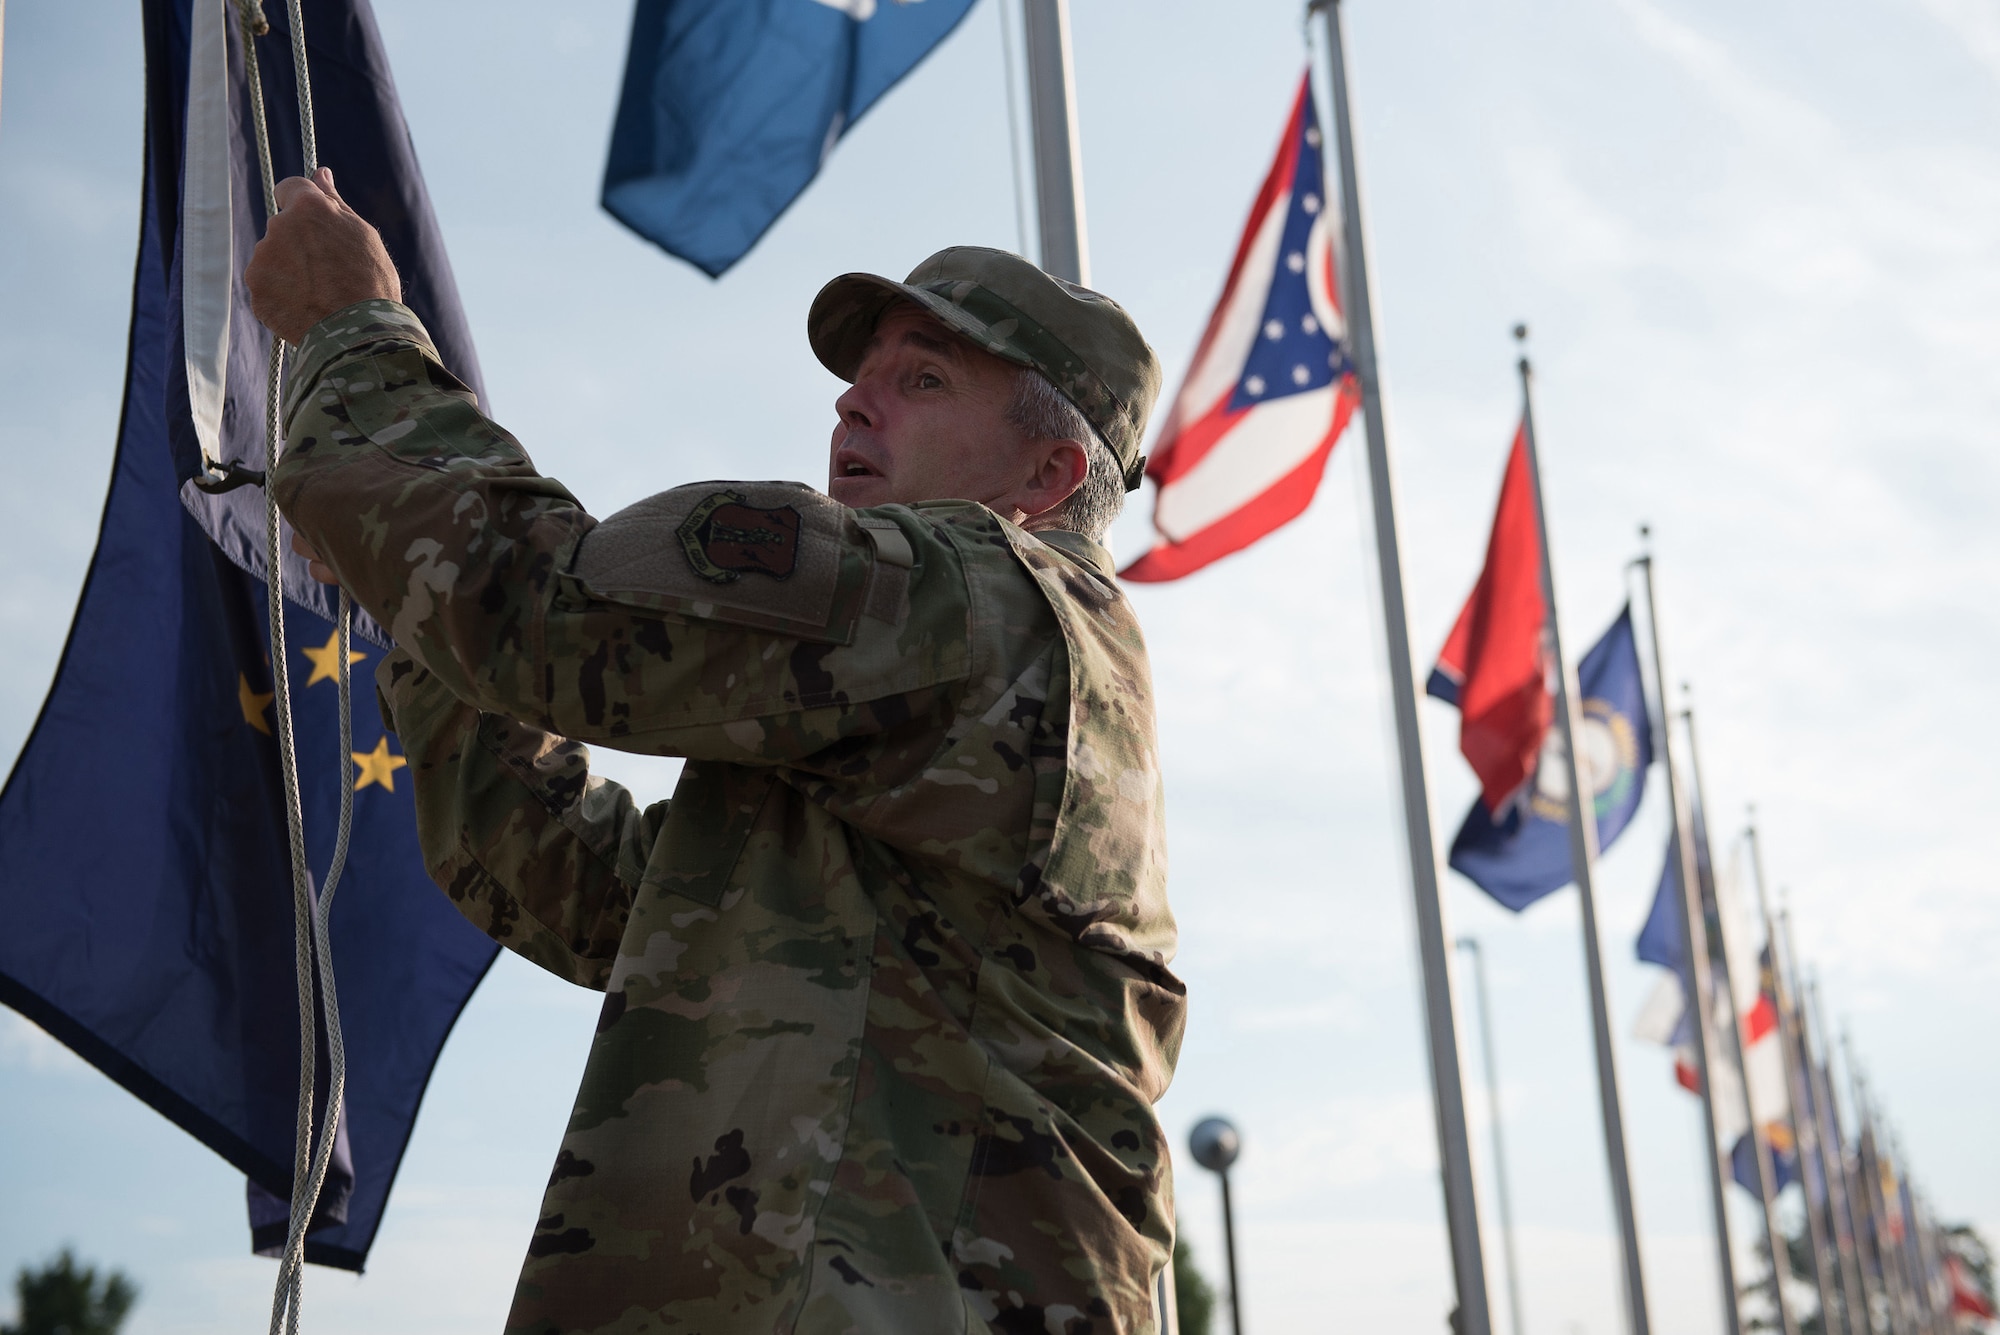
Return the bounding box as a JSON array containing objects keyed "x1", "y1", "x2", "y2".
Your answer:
[
  {"x1": 1313, "y1": 5, "x2": 1493, "y2": 1329},
  {"x1": 1909, "y1": 1196, "x2": 1936, "y2": 1334},
  {"x1": 1818, "y1": 986, "x2": 1886, "y2": 1335},
  {"x1": 1849, "y1": 1050, "x2": 1907, "y2": 1335},
  {"x1": 1913, "y1": 1192, "x2": 1948, "y2": 1333},
  {"x1": 1889, "y1": 1134, "x2": 1925, "y2": 1334},
  {"x1": 1745, "y1": 822, "x2": 1826, "y2": 1333},
  {"x1": 1018, "y1": 0, "x2": 1089, "y2": 284},
  {"x1": 1679, "y1": 712, "x2": 1796, "y2": 1335},
  {"x1": 1633, "y1": 549, "x2": 1744, "y2": 1335},
  {"x1": 1515, "y1": 337, "x2": 1650, "y2": 1335},
  {"x1": 1783, "y1": 916, "x2": 1866, "y2": 1335},
  {"x1": 1868, "y1": 1086, "x2": 1915, "y2": 1335},
  {"x1": 1890, "y1": 1142, "x2": 1921, "y2": 1333}
]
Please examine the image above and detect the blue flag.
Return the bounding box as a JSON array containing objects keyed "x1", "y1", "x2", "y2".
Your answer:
[
  {"x1": 1732, "y1": 1127, "x2": 1800, "y2": 1198},
  {"x1": 604, "y1": 0, "x2": 981, "y2": 276},
  {"x1": 1636, "y1": 839, "x2": 1684, "y2": 971},
  {"x1": 1448, "y1": 605, "x2": 1653, "y2": 911},
  {"x1": 0, "y1": 0, "x2": 495, "y2": 1271}
]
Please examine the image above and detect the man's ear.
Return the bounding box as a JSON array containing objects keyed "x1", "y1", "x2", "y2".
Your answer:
[{"x1": 1015, "y1": 437, "x2": 1089, "y2": 520}]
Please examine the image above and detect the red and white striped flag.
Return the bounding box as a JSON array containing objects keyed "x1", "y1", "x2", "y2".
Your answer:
[{"x1": 1121, "y1": 75, "x2": 1360, "y2": 582}]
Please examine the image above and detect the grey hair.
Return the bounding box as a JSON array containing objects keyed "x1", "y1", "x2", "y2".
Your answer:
[{"x1": 1005, "y1": 367, "x2": 1126, "y2": 542}]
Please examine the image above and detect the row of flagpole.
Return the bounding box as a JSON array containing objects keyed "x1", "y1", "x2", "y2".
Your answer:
[
  {"x1": 1294, "y1": 4, "x2": 1988, "y2": 1333},
  {"x1": 1002, "y1": 2, "x2": 1989, "y2": 1330}
]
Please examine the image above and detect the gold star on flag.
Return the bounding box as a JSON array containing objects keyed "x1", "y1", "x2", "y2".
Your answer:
[
  {"x1": 352, "y1": 736, "x2": 408, "y2": 793},
  {"x1": 301, "y1": 629, "x2": 367, "y2": 687},
  {"x1": 238, "y1": 673, "x2": 274, "y2": 735}
]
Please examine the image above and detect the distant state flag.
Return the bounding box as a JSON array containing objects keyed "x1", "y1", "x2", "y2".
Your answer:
[
  {"x1": 1731, "y1": 1121, "x2": 1798, "y2": 1197},
  {"x1": 0, "y1": 0, "x2": 496, "y2": 1270},
  {"x1": 1441, "y1": 606, "x2": 1652, "y2": 911},
  {"x1": 1951, "y1": 1254, "x2": 1998, "y2": 1319},
  {"x1": 1715, "y1": 858, "x2": 1795, "y2": 1199},
  {"x1": 1727, "y1": 953, "x2": 1798, "y2": 1200},
  {"x1": 1632, "y1": 836, "x2": 1796, "y2": 1200},
  {"x1": 1425, "y1": 424, "x2": 1551, "y2": 816},
  {"x1": 1632, "y1": 841, "x2": 1706, "y2": 1091},
  {"x1": 1120, "y1": 75, "x2": 1359, "y2": 583},
  {"x1": 604, "y1": 0, "x2": 979, "y2": 276}
]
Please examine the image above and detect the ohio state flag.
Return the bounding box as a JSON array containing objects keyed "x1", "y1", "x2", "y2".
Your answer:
[{"x1": 1121, "y1": 75, "x2": 1359, "y2": 582}]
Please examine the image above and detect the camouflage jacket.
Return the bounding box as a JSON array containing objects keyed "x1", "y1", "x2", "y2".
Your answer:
[{"x1": 273, "y1": 300, "x2": 1187, "y2": 1335}]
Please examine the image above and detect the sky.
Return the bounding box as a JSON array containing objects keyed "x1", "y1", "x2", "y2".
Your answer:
[{"x1": 3, "y1": 0, "x2": 2000, "y2": 1332}]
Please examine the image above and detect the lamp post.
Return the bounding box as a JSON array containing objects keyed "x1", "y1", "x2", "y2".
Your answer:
[
  {"x1": 1458, "y1": 936, "x2": 1527, "y2": 1335},
  {"x1": 1191, "y1": 1116, "x2": 1244, "y2": 1335}
]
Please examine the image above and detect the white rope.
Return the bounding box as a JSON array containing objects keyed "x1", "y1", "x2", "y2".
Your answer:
[{"x1": 233, "y1": 5, "x2": 355, "y2": 1331}]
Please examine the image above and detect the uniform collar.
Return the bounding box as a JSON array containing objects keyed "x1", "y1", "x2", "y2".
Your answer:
[{"x1": 1028, "y1": 527, "x2": 1117, "y2": 581}]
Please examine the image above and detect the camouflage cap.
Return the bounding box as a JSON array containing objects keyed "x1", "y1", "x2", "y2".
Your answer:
[{"x1": 808, "y1": 247, "x2": 1163, "y2": 491}]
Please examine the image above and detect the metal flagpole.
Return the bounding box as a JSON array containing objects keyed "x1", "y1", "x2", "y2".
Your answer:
[
  {"x1": 1889, "y1": 1134, "x2": 1925, "y2": 1335},
  {"x1": 1908, "y1": 1196, "x2": 1936, "y2": 1335},
  {"x1": 1633, "y1": 549, "x2": 1743, "y2": 1335},
  {"x1": 1891, "y1": 1136, "x2": 1927, "y2": 1335},
  {"x1": 1312, "y1": 4, "x2": 1492, "y2": 1329},
  {"x1": 1913, "y1": 1191, "x2": 1948, "y2": 1333},
  {"x1": 1745, "y1": 824, "x2": 1829, "y2": 1332},
  {"x1": 1018, "y1": 0, "x2": 1089, "y2": 284},
  {"x1": 994, "y1": 0, "x2": 1034, "y2": 258},
  {"x1": 1458, "y1": 937, "x2": 1528, "y2": 1335},
  {"x1": 1515, "y1": 339, "x2": 1650, "y2": 1335},
  {"x1": 1849, "y1": 1051, "x2": 1906, "y2": 1335},
  {"x1": 1818, "y1": 988, "x2": 1884, "y2": 1335},
  {"x1": 1873, "y1": 1096, "x2": 1917, "y2": 1335},
  {"x1": 1781, "y1": 915, "x2": 1864, "y2": 1335},
  {"x1": 1679, "y1": 714, "x2": 1795, "y2": 1335}
]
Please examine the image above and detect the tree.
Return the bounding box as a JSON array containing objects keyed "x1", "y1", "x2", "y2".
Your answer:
[
  {"x1": 1173, "y1": 1220, "x2": 1217, "y2": 1335},
  {"x1": 1, "y1": 1250, "x2": 138, "y2": 1335}
]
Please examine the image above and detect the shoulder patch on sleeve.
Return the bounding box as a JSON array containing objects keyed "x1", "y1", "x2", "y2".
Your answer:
[
  {"x1": 676, "y1": 491, "x2": 803, "y2": 582},
  {"x1": 572, "y1": 481, "x2": 858, "y2": 641}
]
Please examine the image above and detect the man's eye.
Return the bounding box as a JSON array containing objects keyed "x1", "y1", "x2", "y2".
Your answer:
[{"x1": 916, "y1": 372, "x2": 943, "y2": 390}]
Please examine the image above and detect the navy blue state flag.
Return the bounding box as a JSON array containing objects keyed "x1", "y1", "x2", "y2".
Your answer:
[
  {"x1": 604, "y1": 0, "x2": 981, "y2": 277},
  {"x1": 1636, "y1": 837, "x2": 1684, "y2": 971},
  {"x1": 0, "y1": 0, "x2": 495, "y2": 1271},
  {"x1": 1448, "y1": 605, "x2": 1653, "y2": 911},
  {"x1": 1732, "y1": 1125, "x2": 1801, "y2": 1199}
]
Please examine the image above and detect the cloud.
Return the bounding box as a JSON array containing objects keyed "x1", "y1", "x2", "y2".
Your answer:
[
  {"x1": 1908, "y1": 0, "x2": 2000, "y2": 81},
  {"x1": 1228, "y1": 1093, "x2": 1442, "y2": 1200},
  {"x1": 1612, "y1": 0, "x2": 1831, "y2": 147},
  {"x1": 1490, "y1": 0, "x2": 2000, "y2": 991}
]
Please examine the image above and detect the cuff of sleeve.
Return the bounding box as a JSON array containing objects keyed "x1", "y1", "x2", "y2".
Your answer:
[{"x1": 286, "y1": 299, "x2": 439, "y2": 420}]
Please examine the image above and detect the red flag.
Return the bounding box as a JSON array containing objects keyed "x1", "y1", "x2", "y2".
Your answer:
[
  {"x1": 1426, "y1": 423, "x2": 1551, "y2": 812},
  {"x1": 1951, "y1": 1254, "x2": 1996, "y2": 1318}
]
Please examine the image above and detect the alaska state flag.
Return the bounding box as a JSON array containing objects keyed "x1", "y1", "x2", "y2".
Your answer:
[
  {"x1": 1442, "y1": 607, "x2": 1653, "y2": 911},
  {"x1": 605, "y1": 0, "x2": 980, "y2": 276},
  {"x1": 0, "y1": 0, "x2": 496, "y2": 1270},
  {"x1": 1120, "y1": 75, "x2": 1360, "y2": 582}
]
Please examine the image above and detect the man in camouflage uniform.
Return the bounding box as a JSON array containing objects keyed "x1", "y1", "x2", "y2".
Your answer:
[{"x1": 248, "y1": 168, "x2": 1184, "y2": 1334}]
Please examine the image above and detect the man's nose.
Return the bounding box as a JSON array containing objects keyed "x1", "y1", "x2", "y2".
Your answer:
[{"x1": 833, "y1": 379, "x2": 874, "y2": 430}]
